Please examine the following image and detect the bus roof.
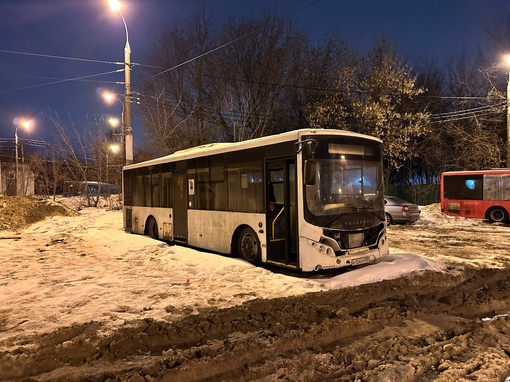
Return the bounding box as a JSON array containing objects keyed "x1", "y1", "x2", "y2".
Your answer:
[
  {"x1": 124, "y1": 129, "x2": 381, "y2": 170},
  {"x1": 442, "y1": 169, "x2": 510, "y2": 176}
]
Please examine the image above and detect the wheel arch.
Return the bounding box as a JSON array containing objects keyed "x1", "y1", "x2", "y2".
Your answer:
[
  {"x1": 144, "y1": 214, "x2": 159, "y2": 238},
  {"x1": 485, "y1": 206, "x2": 509, "y2": 223},
  {"x1": 231, "y1": 224, "x2": 253, "y2": 256}
]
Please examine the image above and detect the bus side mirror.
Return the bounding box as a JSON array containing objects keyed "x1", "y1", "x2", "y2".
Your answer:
[{"x1": 304, "y1": 160, "x2": 316, "y2": 185}]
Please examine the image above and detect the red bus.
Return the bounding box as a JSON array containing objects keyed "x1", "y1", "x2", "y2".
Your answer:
[{"x1": 441, "y1": 169, "x2": 510, "y2": 223}]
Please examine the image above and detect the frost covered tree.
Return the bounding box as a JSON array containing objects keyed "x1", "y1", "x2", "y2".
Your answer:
[{"x1": 306, "y1": 39, "x2": 429, "y2": 181}]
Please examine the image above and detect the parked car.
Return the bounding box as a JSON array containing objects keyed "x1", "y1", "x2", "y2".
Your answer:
[{"x1": 384, "y1": 196, "x2": 421, "y2": 225}]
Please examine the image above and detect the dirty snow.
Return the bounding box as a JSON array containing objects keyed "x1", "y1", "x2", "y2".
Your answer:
[
  {"x1": 1, "y1": 197, "x2": 509, "y2": 381},
  {"x1": 0, "y1": 198, "x2": 448, "y2": 346}
]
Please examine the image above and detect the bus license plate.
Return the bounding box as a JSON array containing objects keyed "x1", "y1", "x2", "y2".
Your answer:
[{"x1": 351, "y1": 256, "x2": 370, "y2": 266}]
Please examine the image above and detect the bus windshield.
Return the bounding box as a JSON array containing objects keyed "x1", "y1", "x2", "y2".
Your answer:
[{"x1": 303, "y1": 139, "x2": 384, "y2": 229}]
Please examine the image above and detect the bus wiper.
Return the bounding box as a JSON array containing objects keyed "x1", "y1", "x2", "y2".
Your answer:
[
  {"x1": 358, "y1": 207, "x2": 385, "y2": 220},
  {"x1": 324, "y1": 214, "x2": 347, "y2": 228},
  {"x1": 324, "y1": 208, "x2": 384, "y2": 227}
]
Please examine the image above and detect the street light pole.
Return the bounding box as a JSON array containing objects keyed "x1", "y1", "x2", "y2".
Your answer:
[
  {"x1": 14, "y1": 120, "x2": 30, "y2": 196},
  {"x1": 507, "y1": 71, "x2": 510, "y2": 167},
  {"x1": 110, "y1": 0, "x2": 133, "y2": 165},
  {"x1": 121, "y1": 13, "x2": 133, "y2": 165},
  {"x1": 14, "y1": 127, "x2": 19, "y2": 196}
]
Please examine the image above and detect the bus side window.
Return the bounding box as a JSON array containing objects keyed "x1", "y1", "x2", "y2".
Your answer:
[
  {"x1": 152, "y1": 173, "x2": 160, "y2": 207},
  {"x1": 134, "y1": 174, "x2": 144, "y2": 206},
  {"x1": 161, "y1": 172, "x2": 172, "y2": 208},
  {"x1": 269, "y1": 169, "x2": 284, "y2": 203},
  {"x1": 268, "y1": 183, "x2": 276, "y2": 203},
  {"x1": 123, "y1": 174, "x2": 133, "y2": 205},
  {"x1": 444, "y1": 175, "x2": 483, "y2": 200},
  {"x1": 143, "y1": 175, "x2": 151, "y2": 207},
  {"x1": 227, "y1": 162, "x2": 263, "y2": 213}
]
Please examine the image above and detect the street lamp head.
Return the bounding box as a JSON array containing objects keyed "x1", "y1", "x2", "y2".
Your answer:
[
  {"x1": 108, "y1": 0, "x2": 121, "y2": 12},
  {"x1": 102, "y1": 91, "x2": 116, "y2": 104},
  {"x1": 108, "y1": 117, "x2": 120, "y2": 128},
  {"x1": 21, "y1": 120, "x2": 31, "y2": 129},
  {"x1": 109, "y1": 143, "x2": 121, "y2": 154},
  {"x1": 13, "y1": 117, "x2": 32, "y2": 132}
]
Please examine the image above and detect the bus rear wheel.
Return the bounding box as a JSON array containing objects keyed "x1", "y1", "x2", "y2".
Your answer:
[
  {"x1": 237, "y1": 227, "x2": 261, "y2": 265},
  {"x1": 146, "y1": 216, "x2": 159, "y2": 239},
  {"x1": 487, "y1": 207, "x2": 509, "y2": 223}
]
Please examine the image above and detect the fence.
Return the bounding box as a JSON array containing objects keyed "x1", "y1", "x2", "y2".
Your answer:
[{"x1": 386, "y1": 184, "x2": 440, "y2": 205}]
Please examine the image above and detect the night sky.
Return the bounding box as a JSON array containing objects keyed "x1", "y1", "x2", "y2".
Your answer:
[{"x1": 1, "y1": 0, "x2": 509, "y2": 145}]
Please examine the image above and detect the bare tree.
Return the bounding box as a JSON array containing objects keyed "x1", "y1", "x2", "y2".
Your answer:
[
  {"x1": 138, "y1": 11, "x2": 348, "y2": 154},
  {"x1": 49, "y1": 112, "x2": 119, "y2": 207},
  {"x1": 27, "y1": 150, "x2": 64, "y2": 200},
  {"x1": 139, "y1": 10, "x2": 219, "y2": 154}
]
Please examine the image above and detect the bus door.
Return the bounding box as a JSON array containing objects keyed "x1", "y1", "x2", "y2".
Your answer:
[
  {"x1": 266, "y1": 159, "x2": 298, "y2": 267},
  {"x1": 173, "y1": 172, "x2": 188, "y2": 243}
]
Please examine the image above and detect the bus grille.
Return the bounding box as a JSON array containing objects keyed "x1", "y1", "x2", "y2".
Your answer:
[{"x1": 323, "y1": 222, "x2": 384, "y2": 251}]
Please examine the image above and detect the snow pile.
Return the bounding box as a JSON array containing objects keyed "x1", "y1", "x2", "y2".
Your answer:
[
  {"x1": 0, "y1": 195, "x2": 78, "y2": 231},
  {"x1": 415, "y1": 202, "x2": 483, "y2": 226}
]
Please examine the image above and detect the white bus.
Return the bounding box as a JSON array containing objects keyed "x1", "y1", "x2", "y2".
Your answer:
[{"x1": 122, "y1": 129, "x2": 388, "y2": 272}]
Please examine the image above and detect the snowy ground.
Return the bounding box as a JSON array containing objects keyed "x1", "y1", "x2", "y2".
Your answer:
[
  {"x1": 1, "y1": 198, "x2": 509, "y2": 381},
  {"x1": 1, "y1": 202, "x2": 444, "y2": 343}
]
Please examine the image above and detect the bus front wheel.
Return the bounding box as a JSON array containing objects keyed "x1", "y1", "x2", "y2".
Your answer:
[
  {"x1": 146, "y1": 216, "x2": 159, "y2": 239},
  {"x1": 236, "y1": 227, "x2": 261, "y2": 265},
  {"x1": 487, "y1": 207, "x2": 509, "y2": 223}
]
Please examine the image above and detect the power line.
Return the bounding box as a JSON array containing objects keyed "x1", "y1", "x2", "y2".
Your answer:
[
  {"x1": 0, "y1": 73, "x2": 120, "y2": 85},
  {"x1": 0, "y1": 49, "x2": 119, "y2": 66},
  {"x1": 430, "y1": 102, "x2": 506, "y2": 123},
  {"x1": 430, "y1": 102, "x2": 505, "y2": 118},
  {"x1": 0, "y1": 69, "x2": 124, "y2": 94}
]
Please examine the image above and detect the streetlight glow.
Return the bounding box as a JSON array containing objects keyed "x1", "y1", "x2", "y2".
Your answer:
[
  {"x1": 108, "y1": 117, "x2": 120, "y2": 128},
  {"x1": 21, "y1": 120, "x2": 31, "y2": 130},
  {"x1": 108, "y1": 0, "x2": 121, "y2": 12},
  {"x1": 13, "y1": 117, "x2": 32, "y2": 131},
  {"x1": 102, "y1": 91, "x2": 117, "y2": 104},
  {"x1": 110, "y1": 143, "x2": 121, "y2": 154}
]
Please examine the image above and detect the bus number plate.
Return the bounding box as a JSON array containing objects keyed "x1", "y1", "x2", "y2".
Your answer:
[{"x1": 351, "y1": 256, "x2": 370, "y2": 266}]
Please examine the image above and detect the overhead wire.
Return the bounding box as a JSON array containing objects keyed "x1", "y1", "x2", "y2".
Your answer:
[
  {"x1": 0, "y1": 49, "x2": 119, "y2": 66},
  {"x1": 2, "y1": 73, "x2": 120, "y2": 85},
  {"x1": 2, "y1": 0, "x2": 504, "y2": 129},
  {"x1": 0, "y1": 69, "x2": 124, "y2": 94},
  {"x1": 430, "y1": 101, "x2": 506, "y2": 123}
]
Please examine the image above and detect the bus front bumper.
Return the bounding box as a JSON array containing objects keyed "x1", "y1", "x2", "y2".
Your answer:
[{"x1": 299, "y1": 231, "x2": 389, "y2": 272}]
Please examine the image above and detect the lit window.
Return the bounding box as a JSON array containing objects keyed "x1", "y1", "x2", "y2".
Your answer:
[{"x1": 465, "y1": 179, "x2": 476, "y2": 190}]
